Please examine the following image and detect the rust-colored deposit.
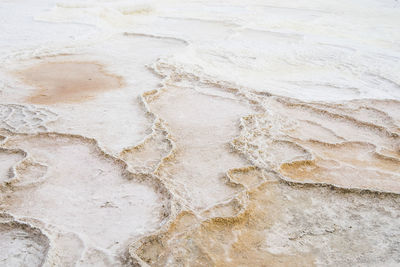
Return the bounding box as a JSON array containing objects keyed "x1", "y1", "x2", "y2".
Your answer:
[
  {"x1": 18, "y1": 61, "x2": 123, "y2": 104},
  {"x1": 131, "y1": 181, "x2": 316, "y2": 267}
]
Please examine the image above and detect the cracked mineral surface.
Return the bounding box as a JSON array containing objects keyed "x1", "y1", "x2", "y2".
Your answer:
[{"x1": 0, "y1": 0, "x2": 399, "y2": 266}]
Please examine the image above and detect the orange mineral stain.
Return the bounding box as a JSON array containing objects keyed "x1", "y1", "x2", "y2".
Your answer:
[{"x1": 18, "y1": 61, "x2": 123, "y2": 104}]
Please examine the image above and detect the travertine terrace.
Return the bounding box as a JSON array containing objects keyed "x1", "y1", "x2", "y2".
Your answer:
[{"x1": 0, "y1": 0, "x2": 399, "y2": 266}]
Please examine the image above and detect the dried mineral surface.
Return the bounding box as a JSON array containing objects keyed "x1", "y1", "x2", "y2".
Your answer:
[{"x1": 0, "y1": 0, "x2": 399, "y2": 266}]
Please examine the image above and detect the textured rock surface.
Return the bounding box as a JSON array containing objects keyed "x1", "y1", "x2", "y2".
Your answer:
[{"x1": 0, "y1": 0, "x2": 399, "y2": 266}]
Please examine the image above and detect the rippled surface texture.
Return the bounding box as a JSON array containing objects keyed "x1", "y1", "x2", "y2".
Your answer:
[{"x1": 1, "y1": 0, "x2": 399, "y2": 266}]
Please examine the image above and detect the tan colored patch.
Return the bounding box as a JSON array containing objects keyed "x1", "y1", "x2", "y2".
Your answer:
[
  {"x1": 18, "y1": 61, "x2": 123, "y2": 104},
  {"x1": 132, "y1": 182, "x2": 316, "y2": 266},
  {"x1": 131, "y1": 179, "x2": 400, "y2": 266},
  {"x1": 227, "y1": 166, "x2": 271, "y2": 189},
  {"x1": 233, "y1": 97, "x2": 400, "y2": 193}
]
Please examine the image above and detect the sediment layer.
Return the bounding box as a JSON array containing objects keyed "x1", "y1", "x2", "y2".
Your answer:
[{"x1": 1, "y1": 0, "x2": 399, "y2": 266}]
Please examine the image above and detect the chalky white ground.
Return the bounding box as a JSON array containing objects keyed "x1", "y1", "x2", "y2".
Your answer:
[{"x1": 0, "y1": 0, "x2": 399, "y2": 266}]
